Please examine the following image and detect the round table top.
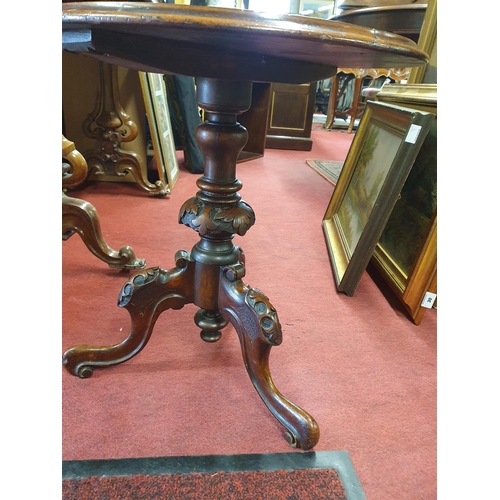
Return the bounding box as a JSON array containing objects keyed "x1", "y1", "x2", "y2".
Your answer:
[{"x1": 62, "y1": 2, "x2": 428, "y2": 84}]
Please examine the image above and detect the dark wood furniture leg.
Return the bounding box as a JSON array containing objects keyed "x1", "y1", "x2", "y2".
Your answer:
[
  {"x1": 347, "y1": 76, "x2": 363, "y2": 134},
  {"x1": 63, "y1": 135, "x2": 146, "y2": 270},
  {"x1": 63, "y1": 78, "x2": 320, "y2": 450},
  {"x1": 62, "y1": 194, "x2": 146, "y2": 270},
  {"x1": 324, "y1": 76, "x2": 338, "y2": 130},
  {"x1": 218, "y1": 258, "x2": 319, "y2": 450}
]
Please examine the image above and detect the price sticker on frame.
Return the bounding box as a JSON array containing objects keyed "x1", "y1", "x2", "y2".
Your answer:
[{"x1": 404, "y1": 124, "x2": 422, "y2": 144}]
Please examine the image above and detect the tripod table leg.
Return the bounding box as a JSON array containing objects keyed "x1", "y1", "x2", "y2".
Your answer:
[
  {"x1": 63, "y1": 251, "x2": 195, "y2": 378},
  {"x1": 218, "y1": 263, "x2": 320, "y2": 451}
]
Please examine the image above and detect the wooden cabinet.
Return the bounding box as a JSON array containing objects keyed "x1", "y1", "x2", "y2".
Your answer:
[{"x1": 265, "y1": 82, "x2": 316, "y2": 151}]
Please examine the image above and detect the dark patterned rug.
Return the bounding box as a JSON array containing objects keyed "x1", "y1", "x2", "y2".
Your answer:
[{"x1": 63, "y1": 451, "x2": 366, "y2": 499}]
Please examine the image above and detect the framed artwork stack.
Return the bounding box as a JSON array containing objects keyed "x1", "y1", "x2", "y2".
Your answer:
[
  {"x1": 322, "y1": 97, "x2": 436, "y2": 320},
  {"x1": 369, "y1": 83, "x2": 437, "y2": 325}
]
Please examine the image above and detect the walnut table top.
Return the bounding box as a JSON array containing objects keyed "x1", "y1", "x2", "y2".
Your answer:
[{"x1": 62, "y1": 2, "x2": 428, "y2": 84}]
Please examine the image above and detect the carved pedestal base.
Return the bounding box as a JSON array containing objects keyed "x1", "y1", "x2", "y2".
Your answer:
[
  {"x1": 63, "y1": 250, "x2": 319, "y2": 450},
  {"x1": 63, "y1": 78, "x2": 319, "y2": 450}
]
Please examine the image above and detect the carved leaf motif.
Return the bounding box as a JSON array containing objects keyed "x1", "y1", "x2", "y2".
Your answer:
[
  {"x1": 179, "y1": 197, "x2": 201, "y2": 219},
  {"x1": 215, "y1": 204, "x2": 255, "y2": 236},
  {"x1": 179, "y1": 198, "x2": 203, "y2": 228},
  {"x1": 192, "y1": 211, "x2": 219, "y2": 236}
]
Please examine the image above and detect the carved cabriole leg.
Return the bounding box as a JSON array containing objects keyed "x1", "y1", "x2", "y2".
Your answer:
[
  {"x1": 83, "y1": 61, "x2": 170, "y2": 198},
  {"x1": 62, "y1": 192, "x2": 146, "y2": 270},
  {"x1": 63, "y1": 251, "x2": 195, "y2": 378},
  {"x1": 218, "y1": 262, "x2": 320, "y2": 451}
]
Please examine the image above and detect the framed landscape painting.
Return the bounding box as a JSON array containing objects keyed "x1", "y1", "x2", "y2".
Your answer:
[
  {"x1": 322, "y1": 100, "x2": 435, "y2": 296},
  {"x1": 370, "y1": 84, "x2": 437, "y2": 324}
]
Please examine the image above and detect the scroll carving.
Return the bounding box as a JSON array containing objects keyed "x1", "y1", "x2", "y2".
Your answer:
[
  {"x1": 82, "y1": 61, "x2": 169, "y2": 197},
  {"x1": 62, "y1": 135, "x2": 88, "y2": 190}
]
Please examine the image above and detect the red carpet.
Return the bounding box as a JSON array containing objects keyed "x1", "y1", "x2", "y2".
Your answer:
[{"x1": 62, "y1": 128, "x2": 436, "y2": 499}]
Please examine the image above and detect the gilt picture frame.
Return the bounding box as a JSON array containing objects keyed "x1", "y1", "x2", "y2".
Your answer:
[
  {"x1": 139, "y1": 72, "x2": 179, "y2": 191},
  {"x1": 369, "y1": 84, "x2": 437, "y2": 325},
  {"x1": 322, "y1": 100, "x2": 434, "y2": 296},
  {"x1": 408, "y1": 0, "x2": 437, "y2": 85}
]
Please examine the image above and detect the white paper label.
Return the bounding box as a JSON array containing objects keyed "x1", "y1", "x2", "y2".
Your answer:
[
  {"x1": 420, "y1": 292, "x2": 437, "y2": 309},
  {"x1": 405, "y1": 124, "x2": 422, "y2": 144}
]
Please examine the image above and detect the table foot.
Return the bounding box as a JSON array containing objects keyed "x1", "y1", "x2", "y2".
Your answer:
[
  {"x1": 62, "y1": 251, "x2": 195, "y2": 378},
  {"x1": 218, "y1": 264, "x2": 320, "y2": 451}
]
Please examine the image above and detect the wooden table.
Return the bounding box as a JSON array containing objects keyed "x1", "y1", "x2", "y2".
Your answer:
[{"x1": 62, "y1": 2, "x2": 428, "y2": 451}]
